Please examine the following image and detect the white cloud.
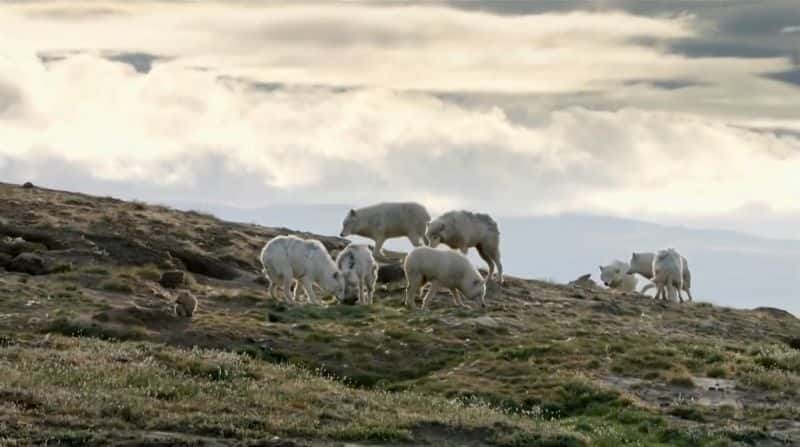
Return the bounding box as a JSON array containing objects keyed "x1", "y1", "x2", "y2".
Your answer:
[
  {"x1": 0, "y1": 1, "x2": 799, "y2": 237},
  {"x1": 0, "y1": 2, "x2": 790, "y2": 94},
  {"x1": 1, "y1": 50, "x2": 799, "y2": 221},
  {"x1": 781, "y1": 25, "x2": 800, "y2": 34}
]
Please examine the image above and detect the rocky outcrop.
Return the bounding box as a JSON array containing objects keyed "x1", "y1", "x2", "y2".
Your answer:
[{"x1": 6, "y1": 253, "x2": 50, "y2": 275}]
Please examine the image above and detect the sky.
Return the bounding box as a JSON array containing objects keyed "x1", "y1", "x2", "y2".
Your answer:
[{"x1": 1, "y1": 1, "x2": 800, "y2": 238}]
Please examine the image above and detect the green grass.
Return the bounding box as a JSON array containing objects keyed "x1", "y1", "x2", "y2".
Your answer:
[
  {"x1": 82, "y1": 266, "x2": 112, "y2": 275},
  {"x1": 133, "y1": 265, "x2": 162, "y2": 281},
  {"x1": 45, "y1": 317, "x2": 148, "y2": 341},
  {"x1": 99, "y1": 278, "x2": 134, "y2": 294},
  {"x1": 0, "y1": 335, "x2": 576, "y2": 445}
]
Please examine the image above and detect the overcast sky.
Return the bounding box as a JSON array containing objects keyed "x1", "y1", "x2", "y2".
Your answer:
[{"x1": 1, "y1": 1, "x2": 800, "y2": 238}]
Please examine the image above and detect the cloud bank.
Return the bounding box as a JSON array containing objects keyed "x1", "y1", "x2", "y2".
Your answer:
[{"x1": 1, "y1": 1, "x2": 799, "y2": 237}]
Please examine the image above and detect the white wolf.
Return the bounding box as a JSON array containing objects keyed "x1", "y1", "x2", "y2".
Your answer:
[
  {"x1": 260, "y1": 235, "x2": 345, "y2": 304},
  {"x1": 403, "y1": 247, "x2": 486, "y2": 310},
  {"x1": 629, "y1": 249, "x2": 685, "y2": 302},
  {"x1": 336, "y1": 244, "x2": 378, "y2": 305},
  {"x1": 628, "y1": 251, "x2": 693, "y2": 301},
  {"x1": 425, "y1": 210, "x2": 503, "y2": 283},
  {"x1": 599, "y1": 261, "x2": 638, "y2": 293},
  {"x1": 340, "y1": 202, "x2": 431, "y2": 259}
]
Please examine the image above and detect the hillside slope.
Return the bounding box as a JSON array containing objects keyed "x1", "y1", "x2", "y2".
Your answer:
[{"x1": 1, "y1": 182, "x2": 799, "y2": 446}]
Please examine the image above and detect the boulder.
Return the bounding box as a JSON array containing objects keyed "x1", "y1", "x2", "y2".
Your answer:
[
  {"x1": 168, "y1": 248, "x2": 239, "y2": 280},
  {"x1": 6, "y1": 253, "x2": 50, "y2": 275},
  {"x1": 469, "y1": 316, "x2": 502, "y2": 329},
  {"x1": 21, "y1": 182, "x2": 34, "y2": 189},
  {"x1": 159, "y1": 270, "x2": 186, "y2": 289}
]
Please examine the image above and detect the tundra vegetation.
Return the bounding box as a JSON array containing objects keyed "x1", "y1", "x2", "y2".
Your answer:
[{"x1": 1, "y1": 182, "x2": 799, "y2": 446}]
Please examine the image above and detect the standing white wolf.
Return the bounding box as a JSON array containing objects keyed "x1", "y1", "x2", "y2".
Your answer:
[
  {"x1": 425, "y1": 210, "x2": 503, "y2": 283},
  {"x1": 260, "y1": 235, "x2": 345, "y2": 304},
  {"x1": 629, "y1": 249, "x2": 685, "y2": 302},
  {"x1": 340, "y1": 202, "x2": 431, "y2": 259},
  {"x1": 404, "y1": 247, "x2": 486, "y2": 310},
  {"x1": 599, "y1": 261, "x2": 638, "y2": 293},
  {"x1": 628, "y1": 251, "x2": 693, "y2": 301},
  {"x1": 336, "y1": 244, "x2": 378, "y2": 305}
]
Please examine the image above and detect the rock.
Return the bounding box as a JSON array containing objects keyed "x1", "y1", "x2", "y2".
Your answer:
[
  {"x1": 5, "y1": 253, "x2": 50, "y2": 275},
  {"x1": 21, "y1": 182, "x2": 34, "y2": 189},
  {"x1": 168, "y1": 248, "x2": 239, "y2": 280},
  {"x1": 377, "y1": 262, "x2": 405, "y2": 284},
  {"x1": 0, "y1": 253, "x2": 12, "y2": 268},
  {"x1": 159, "y1": 270, "x2": 186, "y2": 289},
  {"x1": 470, "y1": 316, "x2": 501, "y2": 328}
]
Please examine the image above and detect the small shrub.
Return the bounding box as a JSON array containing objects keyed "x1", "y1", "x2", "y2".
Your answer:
[
  {"x1": 49, "y1": 263, "x2": 73, "y2": 274},
  {"x1": 706, "y1": 366, "x2": 729, "y2": 379},
  {"x1": 100, "y1": 403, "x2": 147, "y2": 424},
  {"x1": 753, "y1": 346, "x2": 800, "y2": 373},
  {"x1": 492, "y1": 431, "x2": 587, "y2": 447},
  {"x1": 130, "y1": 201, "x2": 147, "y2": 211},
  {"x1": 83, "y1": 266, "x2": 111, "y2": 276},
  {"x1": 541, "y1": 381, "x2": 626, "y2": 419},
  {"x1": 687, "y1": 345, "x2": 725, "y2": 364},
  {"x1": 665, "y1": 372, "x2": 695, "y2": 388},
  {"x1": 499, "y1": 345, "x2": 552, "y2": 361},
  {"x1": 739, "y1": 366, "x2": 800, "y2": 393},
  {"x1": 669, "y1": 406, "x2": 705, "y2": 422}
]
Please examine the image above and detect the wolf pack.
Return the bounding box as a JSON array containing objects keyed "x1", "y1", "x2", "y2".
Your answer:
[{"x1": 259, "y1": 201, "x2": 692, "y2": 310}]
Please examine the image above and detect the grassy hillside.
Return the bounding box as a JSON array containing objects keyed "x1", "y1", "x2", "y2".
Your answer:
[{"x1": 1, "y1": 182, "x2": 799, "y2": 446}]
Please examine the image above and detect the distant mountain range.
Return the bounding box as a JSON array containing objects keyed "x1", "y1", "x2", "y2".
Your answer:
[{"x1": 169, "y1": 201, "x2": 800, "y2": 315}]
